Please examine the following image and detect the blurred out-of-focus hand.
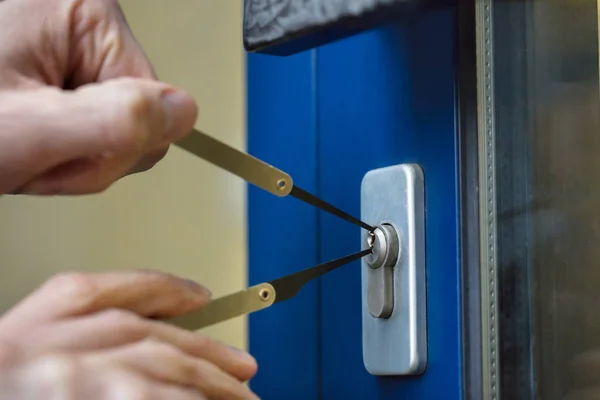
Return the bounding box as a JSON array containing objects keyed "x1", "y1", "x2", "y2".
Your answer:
[{"x1": 0, "y1": 270, "x2": 259, "y2": 400}]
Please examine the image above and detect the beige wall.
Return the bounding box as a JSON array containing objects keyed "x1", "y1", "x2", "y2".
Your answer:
[{"x1": 0, "y1": 1, "x2": 247, "y2": 349}]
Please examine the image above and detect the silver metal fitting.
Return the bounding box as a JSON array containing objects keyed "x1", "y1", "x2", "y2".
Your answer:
[
  {"x1": 363, "y1": 223, "x2": 400, "y2": 319},
  {"x1": 364, "y1": 224, "x2": 399, "y2": 270},
  {"x1": 361, "y1": 163, "x2": 427, "y2": 376}
]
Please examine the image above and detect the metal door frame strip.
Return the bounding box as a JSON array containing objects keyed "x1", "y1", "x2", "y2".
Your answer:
[{"x1": 475, "y1": 0, "x2": 500, "y2": 399}]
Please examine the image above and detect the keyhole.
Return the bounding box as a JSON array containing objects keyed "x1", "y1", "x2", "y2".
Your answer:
[{"x1": 367, "y1": 232, "x2": 376, "y2": 248}]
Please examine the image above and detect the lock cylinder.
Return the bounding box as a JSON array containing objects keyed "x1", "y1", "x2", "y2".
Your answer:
[
  {"x1": 364, "y1": 224, "x2": 400, "y2": 319},
  {"x1": 365, "y1": 224, "x2": 400, "y2": 270}
]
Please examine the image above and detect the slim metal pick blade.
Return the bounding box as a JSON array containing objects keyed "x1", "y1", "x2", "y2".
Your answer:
[
  {"x1": 176, "y1": 129, "x2": 374, "y2": 231},
  {"x1": 176, "y1": 129, "x2": 293, "y2": 197},
  {"x1": 269, "y1": 248, "x2": 372, "y2": 303},
  {"x1": 289, "y1": 186, "x2": 374, "y2": 231},
  {"x1": 165, "y1": 249, "x2": 371, "y2": 331}
]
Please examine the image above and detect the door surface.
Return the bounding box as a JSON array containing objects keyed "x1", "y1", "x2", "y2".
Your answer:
[
  {"x1": 247, "y1": 1, "x2": 600, "y2": 399},
  {"x1": 247, "y1": 2, "x2": 466, "y2": 399}
]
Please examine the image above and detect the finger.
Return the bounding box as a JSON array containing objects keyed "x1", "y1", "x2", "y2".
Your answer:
[
  {"x1": 147, "y1": 322, "x2": 259, "y2": 382},
  {"x1": 0, "y1": 77, "x2": 196, "y2": 195},
  {"x1": 147, "y1": 385, "x2": 208, "y2": 400},
  {"x1": 0, "y1": 339, "x2": 22, "y2": 368},
  {"x1": 60, "y1": 0, "x2": 182, "y2": 178},
  {"x1": 127, "y1": 144, "x2": 172, "y2": 175},
  {"x1": 10, "y1": 353, "x2": 207, "y2": 400},
  {"x1": 0, "y1": 270, "x2": 210, "y2": 327},
  {"x1": 64, "y1": 0, "x2": 159, "y2": 87},
  {"x1": 98, "y1": 362, "x2": 208, "y2": 400},
  {"x1": 85, "y1": 339, "x2": 259, "y2": 400},
  {"x1": 22, "y1": 310, "x2": 257, "y2": 382}
]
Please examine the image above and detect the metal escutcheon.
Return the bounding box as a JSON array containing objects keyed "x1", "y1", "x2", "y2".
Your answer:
[{"x1": 360, "y1": 163, "x2": 427, "y2": 376}]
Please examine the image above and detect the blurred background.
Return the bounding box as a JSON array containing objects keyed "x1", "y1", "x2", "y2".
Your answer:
[{"x1": 0, "y1": 1, "x2": 247, "y2": 349}]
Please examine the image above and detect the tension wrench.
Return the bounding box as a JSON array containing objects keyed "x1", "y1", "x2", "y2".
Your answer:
[
  {"x1": 176, "y1": 129, "x2": 374, "y2": 232},
  {"x1": 166, "y1": 129, "x2": 373, "y2": 330}
]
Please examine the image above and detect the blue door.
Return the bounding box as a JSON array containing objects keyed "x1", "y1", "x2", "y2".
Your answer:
[
  {"x1": 246, "y1": 1, "x2": 469, "y2": 399},
  {"x1": 245, "y1": 1, "x2": 600, "y2": 399}
]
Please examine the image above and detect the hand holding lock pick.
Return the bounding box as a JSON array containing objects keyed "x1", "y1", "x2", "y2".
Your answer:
[{"x1": 0, "y1": 0, "x2": 374, "y2": 398}]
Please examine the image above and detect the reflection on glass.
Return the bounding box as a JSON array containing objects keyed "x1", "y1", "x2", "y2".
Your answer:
[{"x1": 493, "y1": 1, "x2": 600, "y2": 399}]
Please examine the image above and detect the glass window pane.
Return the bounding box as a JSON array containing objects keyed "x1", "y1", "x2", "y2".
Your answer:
[{"x1": 492, "y1": 1, "x2": 600, "y2": 399}]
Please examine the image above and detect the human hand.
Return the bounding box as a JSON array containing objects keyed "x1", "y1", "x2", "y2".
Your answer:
[
  {"x1": 0, "y1": 0, "x2": 197, "y2": 195},
  {"x1": 0, "y1": 353, "x2": 209, "y2": 400},
  {"x1": 0, "y1": 270, "x2": 259, "y2": 399}
]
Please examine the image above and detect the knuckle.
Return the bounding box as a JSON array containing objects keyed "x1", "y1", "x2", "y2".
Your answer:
[
  {"x1": 104, "y1": 84, "x2": 154, "y2": 155},
  {"x1": 99, "y1": 309, "x2": 148, "y2": 339},
  {"x1": 134, "y1": 269, "x2": 189, "y2": 290},
  {"x1": 123, "y1": 85, "x2": 153, "y2": 124},
  {"x1": 106, "y1": 371, "x2": 151, "y2": 400},
  {"x1": 121, "y1": 384, "x2": 151, "y2": 400},
  {"x1": 0, "y1": 339, "x2": 20, "y2": 367},
  {"x1": 142, "y1": 338, "x2": 178, "y2": 354},
  {"x1": 188, "y1": 334, "x2": 221, "y2": 356},
  {"x1": 134, "y1": 268, "x2": 169, "y2": 280},
  {"x1": 188, "y1": 331, "x2": 211, "y2": 350},
  {"x1": 176, "y1": 357, "x2": 204, "y2": 385},
  {"x1": 0, "y1": 347, "x2": 14, "y2": 367},
  {"x1": 66, "y1": 0, "x2": 119, "y2": 38},
  {"x1": 140, "y1": 339, "x2": 199, "y2": 381},
  {"x1": 0, "y1": 88, "x2": 63, "y2": 162},
  {"x1": 121, "y1": 88, "x2": 153, "y2": 147},
  {"x1": 46, "y1": 272, "x2": 97, "y2": 300},
  {"x1": 34, "y1": 354, "x2": 78, "y2": 385},
  {"x1": 192, "y1": 359, "x2": 255, "y2": 399}
]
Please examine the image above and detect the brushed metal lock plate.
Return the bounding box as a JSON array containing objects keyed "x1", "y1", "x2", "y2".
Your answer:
[{"x1": 360, "y1": 164, "x2": 427, "y2": 376}]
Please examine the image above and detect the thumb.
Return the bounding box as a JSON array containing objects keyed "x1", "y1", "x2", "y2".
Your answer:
[{"x1": 0, "y1": 78, "x2": 197, "y2": 195}]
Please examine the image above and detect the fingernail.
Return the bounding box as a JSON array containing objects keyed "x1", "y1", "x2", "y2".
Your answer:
[
  {"x1": 228, "y1": 345, "x2": 244, "y2": 354},
  {"x1": 229, "y1": 345, "x2": 256, "y2": 362},
  {"x1": 161, "y1": 89, "x2": 197, "y2": 138},
  {"x1": 184, "y1": 279, "x2": 212, "y2": 298}
]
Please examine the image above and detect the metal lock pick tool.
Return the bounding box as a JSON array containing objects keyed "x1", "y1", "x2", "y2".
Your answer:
[{"x1": 165, "y1": 130, "x2": 374, "y2": 331}]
